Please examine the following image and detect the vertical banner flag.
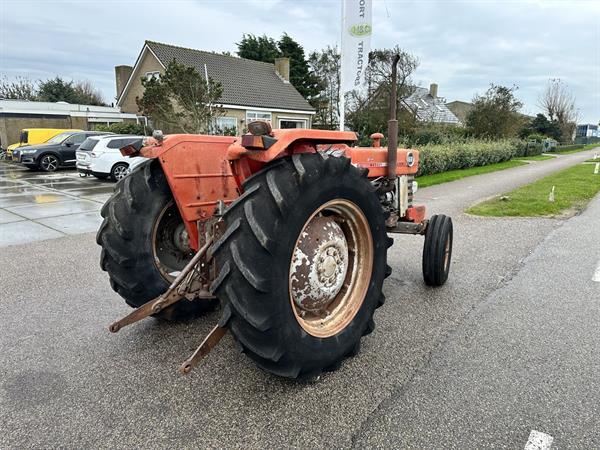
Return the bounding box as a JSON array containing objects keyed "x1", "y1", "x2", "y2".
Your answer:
[{"x1": 341, "y1": 0, "x2": 372, "y2": 93}]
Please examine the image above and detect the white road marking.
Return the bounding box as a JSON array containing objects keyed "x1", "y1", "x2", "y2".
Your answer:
[
  {"x1": 592, "y1": 259, "x2": 600, "y2": 283},
  {"x1": 524, "y1": 430, "x2": 554, "y2": 450}
]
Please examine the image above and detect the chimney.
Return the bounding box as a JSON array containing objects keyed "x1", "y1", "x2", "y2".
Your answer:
[
  {"x1": 274, "y1": 57, "x2": 290, "y2": 82},
  {"x1": 429, "y1": 83, "x2": 438, "y2": 98},
  {"x1": 115, "y1": 65, "x2": 134, "y2": 99}
]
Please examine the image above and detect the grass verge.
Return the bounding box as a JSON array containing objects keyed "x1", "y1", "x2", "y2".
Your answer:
[
  {"x1": 554, "y1": 143, "x2": 600, "y2": 155},
  {"x1": 467, "y1": 163, "x2": 600, "y2": 217},
  {"x1": 416, "y1": 160, "x2": 526, "y2": 188},
  {"x1": 514, "y1": 154, "x2": 556, "y2": 161}
]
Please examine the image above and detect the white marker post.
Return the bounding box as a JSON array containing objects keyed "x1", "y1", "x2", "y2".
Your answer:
[
  {"x1": 594, "y1": 162, "x2": 599, "y2": 175},
  {"x1": 548, "y1": 185, "x2": 555, "y2": 202}
]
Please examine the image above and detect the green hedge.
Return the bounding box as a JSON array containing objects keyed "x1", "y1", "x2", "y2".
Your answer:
[
  {"x1": 95, "y1": 122, "x2": 146, "y2": 135},
  {"x1": 416, "y1": 139, "x2": 534, "y2": 176},
  {"x1": 554, "y1": 144, "x2": 584, "y2": 152}
]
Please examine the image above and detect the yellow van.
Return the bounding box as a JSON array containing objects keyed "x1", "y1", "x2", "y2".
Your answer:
[{"x1": 7, "y1": 128, "x2": 82, "y2": 157}]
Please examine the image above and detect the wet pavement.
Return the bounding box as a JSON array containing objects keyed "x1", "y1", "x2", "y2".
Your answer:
[{"x1": 0, "y1": 161, "x2": 115, "y2": 247}]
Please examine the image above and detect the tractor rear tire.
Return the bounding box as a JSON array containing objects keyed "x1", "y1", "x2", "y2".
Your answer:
[
  {"x1": 210, "y1": 153, "x2": 390, "y2": 379},
  {"x1": 422, "y1": 214, "x2": 453, "y2": 286},
  {"x1": 97, "y1": 160, "x2": 217, "y2": 320}
]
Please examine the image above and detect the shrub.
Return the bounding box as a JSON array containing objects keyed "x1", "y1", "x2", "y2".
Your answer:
[
  {"x1": 554, "y1": 144, "x2": 584, "y2": 152},
  {"x1": 411, "y1": 129, "x2": 445, "y2": 146},
  {"x1": 95, "y1": 122, "x2": 147, "y2": 135},
  {"x1": 416, "y1": 139, "x2": 527, "y2": 176},
  {"x1": 526, "y1": 133, "x2": 547, "y2": 143}
]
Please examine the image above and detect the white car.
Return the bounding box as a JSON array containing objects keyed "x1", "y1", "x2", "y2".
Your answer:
[{"x1": 76, "y1": 135, "x2": 147, "y2": 181}]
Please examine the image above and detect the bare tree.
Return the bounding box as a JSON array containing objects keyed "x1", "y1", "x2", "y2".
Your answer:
[
  {"x1": 0, "y1": 76, "x2": 38, "y2": 100},
  {"x1": 538, "y1": 79, "x2": 578, "y2": 142},
  {"x1": 345, "y1": 47, "x2": 419, "y2": 141},
  {"x1": 308, "y1": 46, "x2": 340, "y2": 129},
  {"x1": 73, "y1": 80, "x2": 106, "y2": 106},
  {"x1": 348, "y1": 47, "x2": 418, "y2": 115}
]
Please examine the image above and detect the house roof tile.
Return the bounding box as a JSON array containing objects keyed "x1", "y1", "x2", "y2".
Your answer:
[
  {"x1": 403, "y1": 87, "x2": 461, "y2": 125},
  {"x1": 145, "y1": 41, "x2": 314, "y2": 112}
]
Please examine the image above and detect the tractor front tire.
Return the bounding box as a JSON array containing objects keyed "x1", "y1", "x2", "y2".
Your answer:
[
  {"x1": 422, "y1": 214, "x2": 453, "y2": 286},
  {"x1": 97, "y1": 160, "x2": 216, "y2": 320},
  {"x1": 211, "y1": 153, "x2": 390, "y2": 379}
]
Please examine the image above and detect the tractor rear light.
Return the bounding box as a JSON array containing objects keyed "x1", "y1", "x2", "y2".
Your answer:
[{"x1": 241, "y1": 133, "x2": 277, "y2": 151}]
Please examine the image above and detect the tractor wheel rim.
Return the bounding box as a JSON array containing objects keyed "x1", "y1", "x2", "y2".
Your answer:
[
  {"x1": 114, "y1": 166, "x2": 129, "y2": 180},
  {"x1": 289, "y1": 199, "x2": 373, "y2": 338},
  {"x1": 42, "y1": 156, "x2": 57, "y2": 171},
  {"x1": 443, "y1": 237, "x2": 451, "y2": 270},
  {"x1": 151, "y1": 201, "x2": 193, "y2": 281}
]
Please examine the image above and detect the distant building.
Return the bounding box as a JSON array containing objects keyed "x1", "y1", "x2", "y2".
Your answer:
[
  {"x1": 576, "y1": 123, "x2": 598, "y2": 138},
  {"x1": 0, "y1": 99, "x2": 138, "y2": 149},
  {"x1": 402, "y1": 84, "x2": 461, "y2": 125},
  {"x1": 116, "y1": 40, "x2": 315, "y2": 132},
  {"x1": 446, "y1": 100, "x2": 474, "y2": 124},
  {"x1": 575, "y1": 123, "x2": 600, "y2": 144}
]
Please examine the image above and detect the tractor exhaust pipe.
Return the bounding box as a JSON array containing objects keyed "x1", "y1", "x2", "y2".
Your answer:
[{"x1": 386, "y1": 54, "x2": 401, "y2": 182}]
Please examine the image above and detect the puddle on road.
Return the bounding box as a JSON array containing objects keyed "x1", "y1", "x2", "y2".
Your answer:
[
  {"x1": 34, "y1": 181, "x2": 100, "y2": 190},
  {"x1": 20, "y1": 177, "x2": 80, "y2": 185},
  {"x1": 0, "y1": 180, "x2": 24, "y2": 187},
  {"x1": 63, "y1": 187, "x2": 115, "y2": 196},
  {"x1": 0, "y1": 193, "x2": 72, "y2": 208},
  {"x1": 0, "y1": 186, "x2": 51, "y2": 196}
]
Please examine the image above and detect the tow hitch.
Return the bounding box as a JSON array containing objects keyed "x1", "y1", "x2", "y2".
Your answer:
[{"x1": 108, "y1": 232, "x2": 227, "y2": 374}]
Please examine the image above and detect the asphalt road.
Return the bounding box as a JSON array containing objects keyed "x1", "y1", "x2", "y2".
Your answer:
[{"x1": 0, "y1": 148, "x2": 598, "y2": 448}]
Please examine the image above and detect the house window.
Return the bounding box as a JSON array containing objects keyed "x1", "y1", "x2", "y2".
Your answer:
[
  {"x1": 279, "y1": 118, "x2": 307, "y2": 129},
  {"x1": 214, "y1": 116, "x2": 237, "y2": 135},
  {"x1": 246, "y1": 110, "x2": 272, "y2": 124},
  {"x1": 145, "y1": 71, "x2": 160, "y2": 81}
]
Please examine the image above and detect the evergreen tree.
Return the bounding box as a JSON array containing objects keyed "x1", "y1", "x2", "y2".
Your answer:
[
  {"x1": 466, "y1": 84, "x2": 524, "y2": 139},
  {"x1": 236, "y1": 33, "x2": 320, "y2": 103},
  {"x1": 37, "y1": 77, "x2": 80, "y2": 103},
  {"x1": 277, "y1": 33, "x2": 320, "y2": 101},
  {"x1": 237, "y1": 34, "x2": 280, "y2": 63}
]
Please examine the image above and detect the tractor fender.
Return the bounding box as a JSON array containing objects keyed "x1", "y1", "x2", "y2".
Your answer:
[
  {"x1": 138, "y1": 134, "x2": 239, "y2": 251},
  {"x1": 226, "y1": 128, "x2": 357, "y2": 162}
]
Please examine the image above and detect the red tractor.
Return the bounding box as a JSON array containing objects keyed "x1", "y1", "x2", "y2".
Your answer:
[{"x1": 99, "y1": 75, "x2": 453, "y2": 379}]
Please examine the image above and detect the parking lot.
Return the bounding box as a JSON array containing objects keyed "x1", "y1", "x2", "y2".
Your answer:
[{"x1": 0, "y1": 161, "x2": 114, "y2": 247}]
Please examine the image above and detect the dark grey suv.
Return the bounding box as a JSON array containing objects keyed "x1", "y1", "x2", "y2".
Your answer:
[{"x1": 14, "y1": 131, "x2": 112, "y2": 172}]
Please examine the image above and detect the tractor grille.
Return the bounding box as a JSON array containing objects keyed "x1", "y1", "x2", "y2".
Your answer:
[{"x1": 407, "y1": 175, "x2": 414, "y2": 207}]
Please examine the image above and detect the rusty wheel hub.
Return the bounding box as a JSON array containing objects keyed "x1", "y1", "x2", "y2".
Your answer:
[
  {"x1": 289, "y1": 199, "x2": 374, "y2": 338},
  {"x1": 290, "y1": 216, "x2": 349, "y2": 312},
  {"x1": 152, "y1": 201, "x2": 194, "y2": 281}
]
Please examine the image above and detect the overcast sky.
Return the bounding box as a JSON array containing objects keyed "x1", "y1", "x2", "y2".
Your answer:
[{"x1": 1, "y1": 0, "x2": 599, "y2": 123}]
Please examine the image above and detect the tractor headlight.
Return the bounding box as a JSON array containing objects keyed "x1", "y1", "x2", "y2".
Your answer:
[{"x1": 406, "y1": 152, "x2": 415, "y2": 167}]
